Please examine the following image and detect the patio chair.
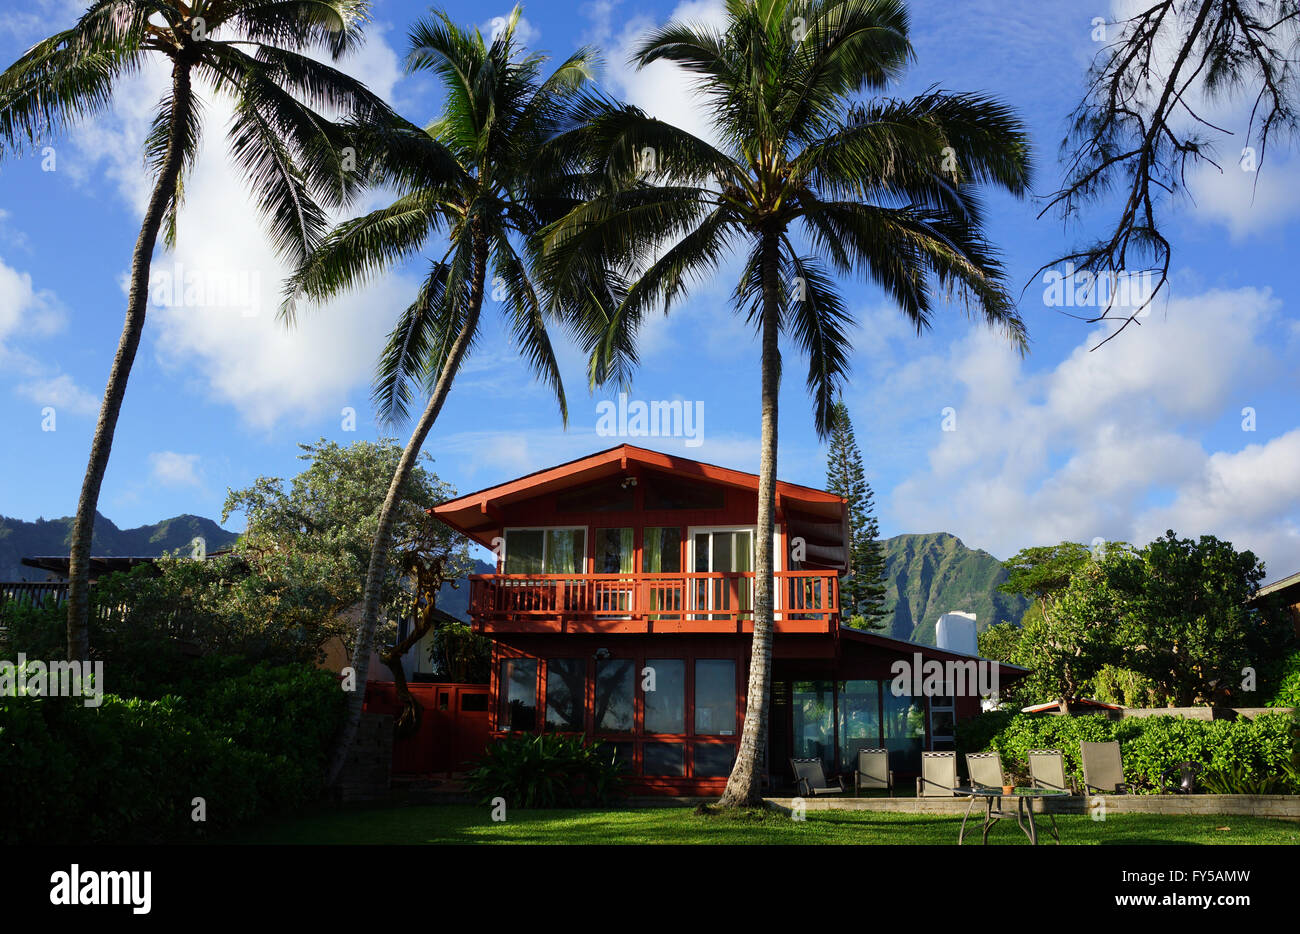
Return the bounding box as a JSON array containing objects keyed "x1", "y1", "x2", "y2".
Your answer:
[
  {"x1": 1026, "y1": 749, "x2": 1071, "y2": 844},
  {"x1": 1080, "y1": 741, "x2": 1133, "y2": 794},
  {"x1": 964, "y1": 751, "x2": 1005, "y2": 790},
  {"x1": 854, "y1": 748, "x2": 893, "y2": 797},
  {"x1": 916, "y1": 751, "x2": 959, "y2": 797},
  {"x1": 790, "y1": 758, "x2": 846, "y2": 797}
]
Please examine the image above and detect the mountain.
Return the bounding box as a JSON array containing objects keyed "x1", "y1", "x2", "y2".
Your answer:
[
  {"x1": 0, "y1": 512, "x2": 240, "y2": 580},
  {"x1": 879, "y1": 532, "x2": 1029, "y2": 644},
  {"x1": 436, "y1": 559, "x2": 495, "y2": 621}
]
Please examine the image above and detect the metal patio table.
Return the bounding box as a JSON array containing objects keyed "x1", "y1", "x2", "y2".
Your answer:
[{"x1": 955, "y1": 786, "x2": 1069, "y2": 845}]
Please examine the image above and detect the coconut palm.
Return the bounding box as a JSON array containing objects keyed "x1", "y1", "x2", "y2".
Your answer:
[
  {"x1": 542, "y1": 0, "x2": 1031, "y2": 806},
  {"x1": 0, "y1": 0, "x2": 390, "y2": 661},
  {"x1": 281, "y1": 6, "x2": 608, "y2": 784}
]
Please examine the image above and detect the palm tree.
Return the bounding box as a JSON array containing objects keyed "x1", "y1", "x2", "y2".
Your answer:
[
  {"x1": 0, "y1": 0, "x2": 389, "y2": 661},
  {"x1": 281, "y1": 6, "x2": 606, "y2": 784},
  {"x1": 542, "y1": 0, "x2": 1031, "y2": 806}
]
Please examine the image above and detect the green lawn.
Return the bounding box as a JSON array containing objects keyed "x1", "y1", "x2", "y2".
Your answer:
[{"x1": 218, "y1": 804, "x2": 1300, "y2": 845}]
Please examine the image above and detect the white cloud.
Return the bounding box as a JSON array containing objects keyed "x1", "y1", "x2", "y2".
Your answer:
[
  {"x1": 149, "y1": 451, "x2": 202, "y2": 487},
  {"x1": 479, "y1": 14, "x2": 540, "y2": 49},
  {"x1": 14, "y1": 374, "x2": 98, "y2": 416},
  {"x1": 1187, "y1": 155, "x2": 1300, "y2": 241},
  {"x1": 58, "y1": 24, "x2": 415, "y2": 430},
  {"x1": 884, "y1": 286, "x2": 1300, "y2": 576}
]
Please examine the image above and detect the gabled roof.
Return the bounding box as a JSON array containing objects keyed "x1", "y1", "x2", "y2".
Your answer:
[
  {"x1": 429, "y1": 443, "x2": 846, "y2": 548},
  {"x1": 1256, "y1": 570, "x2": 1300, "y2": 601}
]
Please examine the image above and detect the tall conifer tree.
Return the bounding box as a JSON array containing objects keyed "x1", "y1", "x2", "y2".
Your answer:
[{"x1": 826, "y1": 401, "x2": 890, "y2": 630}]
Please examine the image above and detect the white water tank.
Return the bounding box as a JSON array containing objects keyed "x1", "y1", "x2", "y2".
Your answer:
[{"x1": 936, "y1": 611, "x2": 978, "y2": 657}]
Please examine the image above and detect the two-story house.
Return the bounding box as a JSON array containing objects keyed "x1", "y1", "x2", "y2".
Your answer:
[{"x1": 429, "y1": 444, "x2": 1024, "y2": 794}]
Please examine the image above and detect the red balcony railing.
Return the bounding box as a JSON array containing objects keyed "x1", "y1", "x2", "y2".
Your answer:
[{"x1": 467, "y1": 570, "x2": 839, "y2": 633}]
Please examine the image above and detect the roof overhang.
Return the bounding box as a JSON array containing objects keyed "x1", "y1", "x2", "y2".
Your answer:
[
  {"x1": 428, "y1": 444, "x2": 847, "y2": 556},
  {"x1": 837, "y1": 625, "x2": 1030, "y2": 682}
]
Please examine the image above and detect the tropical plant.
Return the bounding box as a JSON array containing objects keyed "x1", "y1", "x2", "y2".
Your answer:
[
  {"x1": 541, "y1": 0, "x2": 1031, "y2": 805},
  {"x1": 281, "y1": 6, "x2": 606, "y2": 784},
  {"x1": 464, "y1": 733, "x2": 627, "y2": 808},
  {"x1": 0, "y1": 0, "x2": 390, "y2": 661}
]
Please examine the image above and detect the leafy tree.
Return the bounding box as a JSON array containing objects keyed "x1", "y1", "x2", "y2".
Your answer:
[
  {"x1": 1110, "y1": 530, "x2": 1289, "y2": 706},
  {"x1": 282, "y1": 8, "x2": 603, "y2": 785},
  {"x1": 1045, "y1": 0, "x2": 1300, "y2": 342},
  {"x1": 998, "y1": 541, "x2": 1094, "y2": 612},
  {"x1": 0, "y1": 0, "x2": 390, "y2": 661},
  {"x1": 825, "y1": 401, "x2": 888, "y2": 629},
  {"x1": 543, "y1": 0, "x2": 1030, "y2": 807}
]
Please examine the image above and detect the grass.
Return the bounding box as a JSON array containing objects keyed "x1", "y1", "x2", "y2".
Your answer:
[{"x1": 217, "y1": 804, "x2": 1300, "y2": 845}]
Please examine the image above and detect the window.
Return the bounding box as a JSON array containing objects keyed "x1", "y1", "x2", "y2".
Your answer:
[
  {"x1": 838, "y1": 680, "x2": 881, "y2": 770},
  {"x1": 929, "y1": 689, "x2": 956, "y2": 751},
  {"x1": 642, "y1": 527, "x2": 682, "y2": 572},
  {"x1": 596, "y1": 742, "x2": 634, "y2": 772},
  {"x1": 503, "y1": 528, "x2": 586, "y2": 574},
  {"x1": 643, "y1": 474, "x2": 725, "y2": 510},
  {"x1": 595, "y1": 528, "x2": 633, "y2": 574},
  {"x1": 694, "y1": 659, "x2": 736, "y2": 735},
  {"x1": 883, "y1": 688, "x2": 926, "y2": 773},
  {"x1": 498, "y1": 659, "x2": 537, "y2": 732},
  {"x1": 594, "y1": 658, "x2": 634, "y2": 733},
  {"x1": 643, "y1": 742, "x2": 685, "y2": 776},
  {"x1": 643, "y1": 659, "x2": 685, "y2": 734},
  {"x1": 693, "y1": 743, "x2": 735, "y2": 777},
  {"x1": 793, "y1": 681, "x2": 835, "y2": 773},
  {"x1": 556, "y1": 477, "x2": 634, "y2": 513},
  {"x1": 546, "y1": 658, "x2": 585, "y2": 732}
]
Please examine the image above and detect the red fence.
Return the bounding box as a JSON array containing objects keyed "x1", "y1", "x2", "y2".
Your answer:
[{"x1": 363, "y1": 681, "x2": 491, "y2": 777}]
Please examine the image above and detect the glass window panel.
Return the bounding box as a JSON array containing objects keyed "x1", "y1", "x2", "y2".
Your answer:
[
  {"x1": 544, "y1": 529, "x2": 585, "y2": 574},
  {"x1": 643, "y1": 742, "x2": 685, "y2": 777},
  {"x1": 643, "y1": 659, "x2": 685, "y2": 734},
  {"x1": 837, "y1": 680, "x2": 881, "y2": 771},
  {"x1": 596, "y1": 527, "x2": 633, "y2": 574},
  {"x1": 793, "y1": 681, "x2": 835, "y2": 773},
  {"x1": 594, "y1": 658, "x2": 634, "y2": 733},
  {"x1": 596, "y1": 741, "x2": 633, "y2": 773},
  {"x1": 695, "y1": 659, "x2": 736, "y2": 735},
  {"x1": 644, "y1": 527, "x2": 682, "y2": 573},
  {"x1": 693, "y1": 743, "x2": 735, "y2": 778},
  {"x1": 498, "y1": 659, "x2": 537, "y2": 732},
  {"x1": 504, "y1": 530, "x2": 543, "y2": 574},
  {"x1": 545, "y1": 658, "x2": 585, "y2": 732},
  {"x1": 883, "y1": 689, "x2": 926, "y2": 774}
]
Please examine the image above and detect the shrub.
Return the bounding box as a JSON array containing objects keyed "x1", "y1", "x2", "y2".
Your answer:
[
  {"x1": 1268, "y1": 649, "x2": 1300, "y2": 708},
  {"x1": 465, "y1": 734, "x2": 626, "y2": 808},
  {"x1": 0, "y1": 662, "x2": 346, "y2": 843},
  {"x1": 956, "y1": 710, "x2": 1300, "y2": 793}
]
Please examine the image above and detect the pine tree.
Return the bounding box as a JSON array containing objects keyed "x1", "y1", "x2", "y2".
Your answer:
[{"x1": 826, "y1": 401, "x2": 890, "y2": 630}]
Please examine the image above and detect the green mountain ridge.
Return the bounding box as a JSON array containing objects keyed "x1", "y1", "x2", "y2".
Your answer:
[
  {"x1": 880, "y1": 531, "x2": 1030, "y2": 644},
  {"x1": 0, "y1": 512, "x2": 240, "y2": 580}
]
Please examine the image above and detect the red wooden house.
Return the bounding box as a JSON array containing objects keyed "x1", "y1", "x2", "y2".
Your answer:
[{"x1": 429, "y1": 444, "x2": 1024, "y2": 795}]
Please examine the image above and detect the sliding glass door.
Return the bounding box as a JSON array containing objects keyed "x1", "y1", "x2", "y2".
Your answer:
[{"x1": 691, "y1": 528, "x2": 753, "y2": 618}]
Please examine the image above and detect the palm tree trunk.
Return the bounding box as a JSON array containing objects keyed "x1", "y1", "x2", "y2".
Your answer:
[
  {"x1": 719, "y1": 231, "x2": 781, "y2": 808},
  {"x1": 326, "y1": 224, "x2": 487, "y2": 787},
  {"x1": 65, "y1": 62, "x2": 193, "y2": 662}
]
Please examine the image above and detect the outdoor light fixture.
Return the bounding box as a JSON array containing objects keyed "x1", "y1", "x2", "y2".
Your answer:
[{"x1": 620, "y1": 476, "x2": 637, "y2": 489}]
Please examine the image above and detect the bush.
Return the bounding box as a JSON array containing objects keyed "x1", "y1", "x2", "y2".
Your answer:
[
  {"x1": 465, "y1": 734, "x2": 626, "y2": 808},
  {"x1": 956, "y1": 710, "x2": 1300, "y2": 793},
  {"x1": 0, "y1": 662, "x2": 346, "y2": 843},
  {"x1": 1268, "y1": 649, "x2": 1300, "y2": 707}
]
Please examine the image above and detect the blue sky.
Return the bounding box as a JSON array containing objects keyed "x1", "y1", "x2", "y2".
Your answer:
[{"x1": 1, "y1": 0, "x2": 1298, "y2": 579}]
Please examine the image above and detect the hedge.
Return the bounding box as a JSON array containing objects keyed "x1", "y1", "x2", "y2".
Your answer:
[
  {"x1": 956, "y1": 710, "x2": 1300, "y2": 793},
  {"x1": 0, "y1": 662, "x2": 345, "y2": 843}
]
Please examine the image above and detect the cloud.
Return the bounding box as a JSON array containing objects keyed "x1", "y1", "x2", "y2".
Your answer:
[
  {"x1": 149, "y1": 451, "x2": 202, "y2": 487},
  {"x1": 880, "y1": 286, "x2": 1300, "y2": 576},
  {"x1": 479, "y1": 14, "x2": 540, "y2": 49},
  {"x1": 1187, "y1": 155, "x2": 1300, "y2": 241},
  {"x1": 14, "y1": 374, "x2": 98, "y2": 416},
  {"x1": 58, "y1": 24, "x2": 415, "y2": 431}
]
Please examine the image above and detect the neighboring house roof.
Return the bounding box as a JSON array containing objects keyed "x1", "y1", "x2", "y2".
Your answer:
[
  {"x1": 429, "y1": 443, "x2": 849, "y2": 568},
  {"x1": 1020, "y1": 698, "x2": 1122, "y2": 713},
  {"x1": 20, "y1": 551, "x2": 231, "y2": 580},
  {"x1": 1256, "y1": 570, "x2": 1300, "y2": 602},
  {"x1": 838, "y1": 624, "x2": 1029, "y2": 679}
]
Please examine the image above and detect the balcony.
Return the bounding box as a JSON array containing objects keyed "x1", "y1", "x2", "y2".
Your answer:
[{"x1": 467, "y1": 570, "x2": 839, "y2": 634}]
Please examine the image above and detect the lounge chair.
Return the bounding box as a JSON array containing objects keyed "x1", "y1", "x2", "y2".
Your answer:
[
  {"x1": 854, "y1": 748, "x2": 893, "y2": 796},
  {"x1": 916, "y1": 751, "x2": 959, "y2": 797},
  {"x1": 1080, "y1": 741, "x2": 1133, "y2": 794},
  {"x1": 790, "y1": 758, "x2": 846, "y2": 797}
]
